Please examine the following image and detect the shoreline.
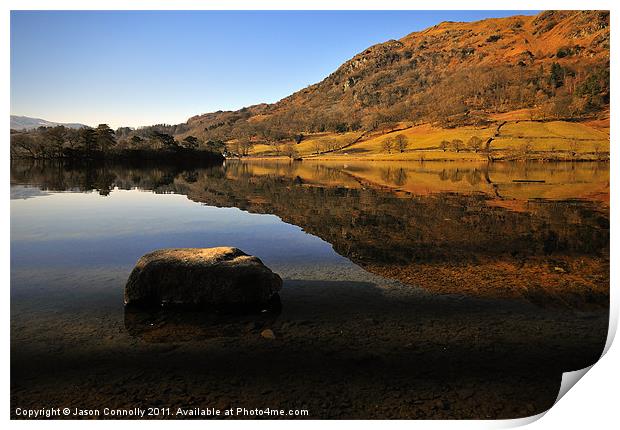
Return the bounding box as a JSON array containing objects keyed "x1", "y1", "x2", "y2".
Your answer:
[{"x1": 228, "y1": 154, "x2": 610, "y2": 163}]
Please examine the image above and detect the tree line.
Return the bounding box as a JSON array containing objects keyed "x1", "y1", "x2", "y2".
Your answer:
[{"x1": 10, "y1": 124, "x2": 224, "y2": 161}]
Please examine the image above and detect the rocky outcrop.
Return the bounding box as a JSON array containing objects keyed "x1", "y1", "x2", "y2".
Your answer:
[{"x1": 124, "y1": 247, "x2": 282, "y2": 310}]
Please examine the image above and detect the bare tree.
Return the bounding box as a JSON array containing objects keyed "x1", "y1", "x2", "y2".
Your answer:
[
  {"x1": 382, "y1": 137, "x2": 395, "y2": 154},
  {"x1": 439, "y1": 140, "x2": 450, "y2": 152},
  {"x1": 593, "y1": 142, "x2": 604, "y2": 160},
  {"x1": 239, "y1": 139, "x2": 253, "y2": 156},
  {"x1": 283, "y1": 142, "x2": 299, "y2": 159},
  {"x1": 10, "y1": 133, "x2": 38, "y2": 158},
  {"x1": 467, "y1": 136, "x2": 483, "y2": 153},
  {"x1": 394, "y1": 134, "x2": 409, "y2": 153},
  {"x1": 451, "y1": 139, "x2": 463, "y2": 153}
]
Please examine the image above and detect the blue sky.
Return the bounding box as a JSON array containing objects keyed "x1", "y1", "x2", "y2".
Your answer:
[{"x1": 11, "y1": 10, "x2": 537, "y2": 129}]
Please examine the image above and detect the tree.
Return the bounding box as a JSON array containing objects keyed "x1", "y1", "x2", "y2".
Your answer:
[
  {"x1": 283, "y1": 142, "x2": 298, "y2": 159},
  {"x1": 79, "y1": 127, "x2": 98, "y2": 154},
  {"x1": 394, "y1": 134, "x2": 409, "y2": 153},
  {"x1": 227, "y1": 141, "x2": 241, "y2": 156},
  {"x1": 467, "y1": 136, "x2": 483, "y2": 153},
  {"x1": 382, "y1": 137, "x2": 394, "y2": 154},
  {"x1": 115, "y1": 127, "x2": 133, "y2": 139},
  {"x1": 550, "y1": 95, "x2": 572, "y2": 119},
  {"x1": 10, "y1": 133, "x2": 39, "y2": 158},
  {"x1": 239, "y1": 139, "x2": 253, "y2": 156},
  {"x1": 593, "y1": 142, "x2": 605, "y2": 161},
  {"x1": 182, "y1": 135, "x2": 200, "y2": 150},
  {"x1": 451, "y1": 139, "x2": 463, "y2": 153},
  {"x1": 549, "y1": 62, "x2": 565, "y2": 89},
  {"x1": 150, "y1": 131, "x2": 177, "y2": 149},
  {"x1": 439, "y1": 140, "x2": 450, "y2": 152},
  {"x1": 96, "y1": 124, "x2": 116, "y2": 152},
  {"x1": 44, "y1": 126, "x2": 67, "y2": 157},
  {"x1": 64, "y1": 128, "x2": 81, "y2": 150},
  {"x1": 205, "y1": 139, "x2": 226, "y2": 153},
  {"x1": 383, "y1": 121, "x2": 399, "y2": 134}
]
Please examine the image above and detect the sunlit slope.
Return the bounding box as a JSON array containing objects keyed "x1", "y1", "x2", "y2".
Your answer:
[
  {"x1": 249, "y1": 118, "x2": 608, "y2": 161},
  {"x1": 492, "y1": 121, "x2": 609, "y2": 152}
]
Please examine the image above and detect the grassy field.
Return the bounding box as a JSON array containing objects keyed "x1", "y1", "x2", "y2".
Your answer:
[
  {"x1": 492, "y1": 121, "x2": 609, "y2": 154},
  {"x1": 499, "y1": 120, "x2": 607, "y2": 138},
  {"x1": 248, "y1": 116, "x2": 609, "y2": 161}
]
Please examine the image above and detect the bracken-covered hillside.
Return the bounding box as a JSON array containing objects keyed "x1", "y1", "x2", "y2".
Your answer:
[{"x1": 180, "y1": 11, "x2": 609, "y2": 144}]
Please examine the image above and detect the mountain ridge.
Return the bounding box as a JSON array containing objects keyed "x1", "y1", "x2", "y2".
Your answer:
[{"x1": 10, "y1": 115, "x2": 88, "y2": 131}]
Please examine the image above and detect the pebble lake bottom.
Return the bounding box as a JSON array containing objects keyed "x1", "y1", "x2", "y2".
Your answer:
[{"x1": 10, "y1": 160, "x2": 609, "y2": 419}]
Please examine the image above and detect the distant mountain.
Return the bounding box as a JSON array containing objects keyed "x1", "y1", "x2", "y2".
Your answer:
[{"x1": 10, "y1": 115, "x2": 88, "y2": 131}]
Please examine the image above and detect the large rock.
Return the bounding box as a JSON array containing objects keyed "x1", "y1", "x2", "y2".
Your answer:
[{"x1": 124, "y1": 247, "x2": 282, "y2": 310}]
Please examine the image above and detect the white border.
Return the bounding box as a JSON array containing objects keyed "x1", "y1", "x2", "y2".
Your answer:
[{"x1": 3, "y1": 1, "x2": 617, "y2": 429}]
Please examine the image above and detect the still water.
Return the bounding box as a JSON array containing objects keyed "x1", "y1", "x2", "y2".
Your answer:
[{"x1": 11, "y1": 159, "x2": 609, "y2": 419}]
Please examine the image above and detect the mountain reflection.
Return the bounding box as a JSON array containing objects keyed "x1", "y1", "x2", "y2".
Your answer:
[{"x1": 11, "y1": 159, "x2": 609, "y2": 308}]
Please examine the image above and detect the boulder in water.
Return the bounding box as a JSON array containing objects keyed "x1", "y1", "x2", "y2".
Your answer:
[{"x1": 124, "y1": 247, "x2": 282, "y2": 310}]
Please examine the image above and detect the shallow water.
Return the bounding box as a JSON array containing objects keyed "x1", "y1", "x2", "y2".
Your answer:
[{"x1": 10, "y1": 159, "x2": 609, "y2": 419}]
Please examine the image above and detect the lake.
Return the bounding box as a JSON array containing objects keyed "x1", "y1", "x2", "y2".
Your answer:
[{"x1": 10, "y1": 159, "x2": 609, "y2": 419}]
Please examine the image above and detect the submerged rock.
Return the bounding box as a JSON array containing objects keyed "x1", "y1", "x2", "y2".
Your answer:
[
  {"x1": 124, "y1": 247, "x2": 282, "y2": 310},
  {"x1": 260, "y1": 329, "x2": 276, "y2": 340}
]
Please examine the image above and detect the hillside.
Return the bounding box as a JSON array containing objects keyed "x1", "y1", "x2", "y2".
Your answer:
[
  {"x1": 10, "y1": 115, "x2": 88, "y2": 131},
  {"x1": 174, "y1": 10, "x2": 609, "y2": 158}
]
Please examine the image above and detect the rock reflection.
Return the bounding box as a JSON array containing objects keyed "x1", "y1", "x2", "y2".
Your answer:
[{"x1": 124, "y1": 294, "x2": 282, "y2": 343}]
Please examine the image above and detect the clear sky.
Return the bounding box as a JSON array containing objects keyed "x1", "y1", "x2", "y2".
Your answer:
[{"x1": 11, "y1": 10, "x2": 537, "y2": 129}]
